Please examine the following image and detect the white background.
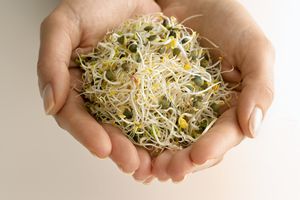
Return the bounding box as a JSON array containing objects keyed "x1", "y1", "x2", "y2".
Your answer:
[{"x1": 0, "y1": 0, "x2": 299, "y2": 199}]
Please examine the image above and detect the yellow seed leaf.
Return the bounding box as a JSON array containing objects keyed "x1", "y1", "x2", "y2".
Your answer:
[
  {"x1": 147, "y1": 68, "x2": 153, "y2": 73},
  {"x1": 152, "y1": 83, "x2": 159, "y2": 90},
  {"x1": 170, "y1": 39, "x2": 177, "y2": 49},
  {"x1": 213, "y1": 84, "x2": 219, "y2": 91},
  {"x1": 178, "y1": 116, "x2": 188, "y2": 129},
  {"x1": 109, "y1": 90, "x2": 117, "y2": 95},
  {"x1": 184, "y1": 63, "x2": 192, "y2": 70},
  {"x1": 118, "y1": 114, "x2": 126, "y2": 119}
]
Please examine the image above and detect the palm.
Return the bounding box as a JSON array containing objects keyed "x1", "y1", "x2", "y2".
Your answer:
[
  {"x1": 68, "y1": 0, "x2": 245, "y2": 181},
  {"x1": 65, "y1": 0, "x2": 158, "y2": 48},
  {"x1": 39, "y1": 0, "x2": 273, "y2": 184}
]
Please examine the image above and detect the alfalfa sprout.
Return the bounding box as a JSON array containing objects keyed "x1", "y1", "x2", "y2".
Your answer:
[{"x1": 77, "y1": 13, "x2": 234, "y2": 155}]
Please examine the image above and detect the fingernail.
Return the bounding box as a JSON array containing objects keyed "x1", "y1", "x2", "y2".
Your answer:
[
  {"x1": 192, "y1": 158, "x2": 219, "y2": 173},
  {"x1": 126, "y1": 171, "x2": 135, "y2": 176},
  {"x1": 42, "y1": 84, "x2": 55, "y2": 115},
  {"x1": 117, "y1": 164, "x2": 135, "y2": 175},
  {"x1": 172, "y1": 175, "x2": 186, "y2": 184},
  {"x1": 249, "y1": 107, "x2": 263, "y2": 137},
  {"x1": 133, "y1": 177, "x2": 144, "y2": 183},
  {"x1": 143, "y1": 176, "x2": 154, "y2": 185},
  {"x1": 90, "y1": 151, "x2": 105, "y2": 160}
]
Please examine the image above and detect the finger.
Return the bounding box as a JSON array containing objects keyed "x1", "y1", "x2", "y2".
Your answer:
[
  {"x1": 101, "y1": 124, "x2": 140, "y2": 174},
  {"x1": 70, "y1": 47, "x2": 94, "y2": 67},
  {"x1": 152, "y1": 150, "x2": 173, "y2": 181},
  {"x1": 134, "y1": 0, "x2": 161, "y2": 14},
  {"x1": 143, "y1": 176, "x2": 155, "y2": 185},
  {"x1": 221, "y1": 68, "x2": 241, "y2": 83},
  {"x1": 37, "y1": 10, "x2": 80, "y2": 115},
  {"x1": 166, "y1": 147, "x2": 193, "y2": 183},
  {"x1": 155, "y1": 0, "x2": 172, "y2": 11},
  {"x1": 54, "y1": 85, "x2": 112, "y2": 159},
  {"x1": 132, "y1": 147, "x2": 152, "y2": 182},
  {"x1": 166, "y1": 152, "x2": 221, "y2": 183},
  {"x1": 190, "y1": 108, "x2": 244, "y2": 165},
  {"x1": 237, "y1": 39, "x2": 275, "y2": 138},
  {"x1": 220, "y1": 57, "x2": 242, "y2": 83},
  {"x1": 191, "y1": 156, "x2": 223, "y2": 173}
]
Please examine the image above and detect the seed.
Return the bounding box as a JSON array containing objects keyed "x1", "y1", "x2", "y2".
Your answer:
[
  {"x1": 191, "y1": 55, "x2": 198, "y2": 61},
  {"x1": 191, "y1": 50, "x2": 198, "y2": 61},
  {"x1": 134, "y1": 54, "x2": 142, "y2": 63},
  {"x1": 159, "y1": 97, "x2": 170, "y2": 109},
  {"x1": 186, "y1": 85, "x2": 194, "y2": 91},
  {"x1": 106, "y1": 70, "x2": 116, "y2": 81},
  {"x1": 75, "y1": 57, "x2": 81, "y2": 64},
  {"x1": 162, "y1": 19, "x2": 169, "y2": 27},
  {"x1": 198, "y1": 121, "x2": 207, "y2": 132},
  {"x1": 117, "y1": 35, "x2": 125, "y2": 45},
  {"x1": 201, "y1": 59, "x2": 209, "y2": 67},
  {"x1": 128, "y1": 43, "x2": 138, "y2": 53},
  {"x1": 158, "y1": 46, "x2": 166, "y2": 54},
  {"x1": 181, "y1": 38, "x2": 189, "y2": 44},
  {"x1": 211, "y1": 103, "x2": 220, "y2": 113},
  {"x1": 119, "y1": 53, "x2": 126, "y2": 58},
  {"x1": 148, "y1": 35, "x2": 157, "y2": 41},
  {"x1": 123, "y1": 108, "x2": 133, "y2": 119},
  {"x1": 85, "y1": 56, "x2": 94, "y2": 61},
  {"x1": 169, "y1": 30, "x2": 177, "y2": 38},
  {"x1": 201, "y1": 81, "x2": 208, "y2": 90},
  {"x1": 173, "y1": 48, "x2": 181, "y2": 57},
  {"x1": 121, "y1": 63, "x2": 130, "y2": 71},
  {"x1": 133, "y1": 134, "x2": 138, "y2": 142},
  {"x1": 193, "y1": 76, "x2": 203, "y2": 86},
  {"x1": 192, "y1": 97, "x2": 203, "y2": 107},
  {"x1": 144, "y1": 25, "x2": 153, "y2": 31},
  {"x1": 204, "y1": 53, "x2": 209, "y2": 60}
]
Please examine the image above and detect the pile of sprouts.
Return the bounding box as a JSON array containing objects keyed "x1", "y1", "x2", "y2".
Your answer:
[{"x1": 77, "y1": 13, "x2": 234, "y2": 155}]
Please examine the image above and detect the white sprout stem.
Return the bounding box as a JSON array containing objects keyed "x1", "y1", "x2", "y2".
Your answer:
[{"x1": 78, "y1": 13, "x2": 236, "y2": 155}]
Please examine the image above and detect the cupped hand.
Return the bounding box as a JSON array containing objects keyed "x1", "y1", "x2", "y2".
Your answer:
[
  {"x1": 37, "y1": 0, "x2": 160, "y2": 181},
  {"x1": 152, "y1": 0, "x2": 275, "y2": 182}
]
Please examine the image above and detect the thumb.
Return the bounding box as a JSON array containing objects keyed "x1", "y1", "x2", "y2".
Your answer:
[
  {"x1": 237, "y1": 39, "x2": 275, "y2": 138},
  {"x1": 37, "y1": 11, "x2": 80, "y2": 115}
]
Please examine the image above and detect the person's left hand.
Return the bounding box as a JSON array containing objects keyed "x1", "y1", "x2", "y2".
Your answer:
[{"x1": 37, "y1": 0, "x2": 161, "y2": 184}]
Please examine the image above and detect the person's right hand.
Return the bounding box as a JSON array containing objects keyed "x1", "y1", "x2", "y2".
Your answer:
[
  {"x1": 37, "y1": 0, "x2": 160, "y2": 182},
  {"x1": 150, "y1": 0, "x2": 275, "y2": 183}
]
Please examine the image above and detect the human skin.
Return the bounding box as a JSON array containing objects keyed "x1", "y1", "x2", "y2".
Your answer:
[
  {"x1": 37, "y1": 0, "x2": 161, "y2": 183},
  {"x1": 37, "y1": 0, "x2": 274, "y2": 183},
  {"x1": 151, "y1": 0, "x2": 274, "y2": 182}
]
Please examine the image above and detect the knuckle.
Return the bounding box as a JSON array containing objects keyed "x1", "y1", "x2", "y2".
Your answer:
[
  {"x1": 40, "y1": 9, "x2": 62, "y2": 30},
  {"x1": 190, "y1": 143, "x2": 215, "y2": 165},
  {"x1": 132, "y1": 175, "x2": 144, "y2": 182},
  {"x1": 54, "y1": 114, "x2": 67, "y2": 130},
  {"x1": 260, "y1": 84, "x2": 274, "y2": 105},
  {"x1": 36, "y1": 60, "x2": 45, "y2": 76},
  {"x1": 40, "y1": 14, "x2": 55, "y2": 30},
  {"x1": 40, "y1": 17, "x2": 48, "y2": 30},
  {"x1": 261, "y1": 38, "x2": 276, "y2": 64},
  {"x1": 264, "y1": 38, "x2": 275, "y2": 57}
]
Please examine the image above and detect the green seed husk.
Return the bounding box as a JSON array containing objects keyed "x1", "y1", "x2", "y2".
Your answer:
[
  {"x1": 128, "y1": 43, "x2": 138, "y2": 53},
  {"x1": 173, "y1": 48, "x2": 181, "y2": 57},
  {"x1": 144, "y1": 25, "x2": 153, "y2": 31}
]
